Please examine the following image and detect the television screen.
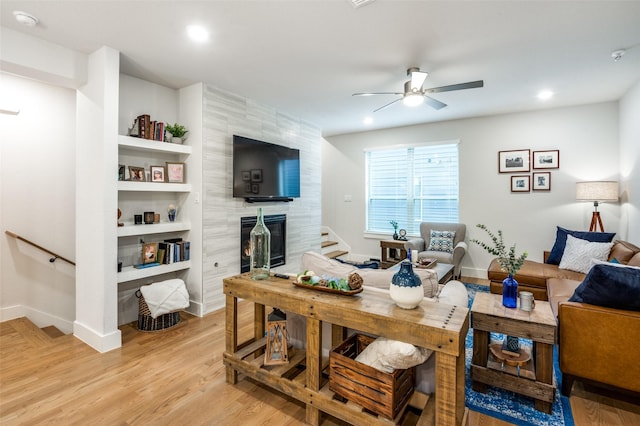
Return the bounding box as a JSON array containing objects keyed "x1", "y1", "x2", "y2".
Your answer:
[{"x1": 232, "y1": 135, "x2": 300, "y2": 200}]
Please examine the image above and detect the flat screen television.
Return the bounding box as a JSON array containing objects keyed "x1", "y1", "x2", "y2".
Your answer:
[{"x1": 232, "y1": 135, "x2": 300, "y2": 202}]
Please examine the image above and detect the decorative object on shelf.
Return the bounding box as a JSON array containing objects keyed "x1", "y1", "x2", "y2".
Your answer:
[
  {"x1": 168, "y1": 204, "x2": 177, "y2": 222},
  {"x1": 165, "y1": 122, "x2": 188, "y2": 144},
  {"x1": 264, "y1": 308, "x2": 288, "y2": 365},
  {"x1": 144, "y1": 211, "x2": 155, "y2": 224},
  {"x1": 504, "y1": 335, "x2": 520, "y2": 355},
  {"x1": 389, "y1": 260, "x2": 423, "y2": 309},
  {"x1": 398, "y1": 228, "x2": 407, "y2": 241},
  {"x1": 250, "y1": 207, "x2": 271, "y2": 280},
  {"x1": 134, "y1": 214, "x2": 142, "y2": 225},
  {"x1": 118, "y1": 164, "x2": 125, "y2": 181},
  {"x1": 471, "y1": 224, "x2": 528, "y2": 308},
  {"x1": 129, "y1": 166, "x2": 146, "y2": 181},
  {"x1": 117, "y1": 208, "x2": 124, "y2": 227},
  {"x1": 519, "y1": 291, "x2": 535, "y2": 311},
  {"x1": 511, "y1": 175, "x2": 530, "y2": 192},
  {"x1": 498, "y1": 149, "x2": 530, "y2": 173},
  {"x1": 390, "y1": 220, "x2": 399, "y2": 240},
  {"x1": 142, "y1": 242, "x2": 158, "y2": 264},
  {"x1": 154, "y1": 213, "x2": 160, "y2": 223},
  {"x1": 166, "y1": 162, "x2": 185, "y2": 183},
  {"x1": 532, "y1": 150, "x2": 559, "y2": 169},
  {"x1": 150, "y1": 165, "x2": 165, "y2": 182},
  {"x1": 532, "y1": 172, "x2": 551, "y2": 191}
]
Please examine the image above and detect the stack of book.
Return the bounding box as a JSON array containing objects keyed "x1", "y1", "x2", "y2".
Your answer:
[
  {"x1": 134, "y1": 114, "x2": 166, "y2": 142},
  {"x1": 158, "y1": 238, "x2": 190, "y2": 264}
]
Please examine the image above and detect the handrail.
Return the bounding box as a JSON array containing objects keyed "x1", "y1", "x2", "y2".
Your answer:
[{"x1": 5, "y1": 230, "x2": 76, "y2": 266}]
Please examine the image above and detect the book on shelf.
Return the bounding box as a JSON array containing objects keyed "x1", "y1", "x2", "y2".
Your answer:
[{"x1": 134, "y1": 262, "x2": 160, "y2": 269}]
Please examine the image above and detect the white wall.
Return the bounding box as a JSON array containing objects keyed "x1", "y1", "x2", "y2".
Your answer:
[
  {"x1": 0, "y1": 73, "x2": 76, "y2": 332},
  {"x1": 324, "y1": 102, "x2": 621, "y2": 277},
  {"x1": 619, "y1": 80, "x2": 640, "y2": 243}
]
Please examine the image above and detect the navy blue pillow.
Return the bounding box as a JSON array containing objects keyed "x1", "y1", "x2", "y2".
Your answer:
[
  {"x1": 546, "y1": 226, "x2": 616, "y2": 265},
  {"x1": 569, "y1": 264, "x2": 640, "y2": 311}
]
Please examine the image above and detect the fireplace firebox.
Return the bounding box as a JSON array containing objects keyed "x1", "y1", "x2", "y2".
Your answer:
[{"x1": 240, "y1": 214, "x2": 286, "y2": 273}]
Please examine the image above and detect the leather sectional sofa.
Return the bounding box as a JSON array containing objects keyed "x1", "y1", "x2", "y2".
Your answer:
[{"x1": 488, "y1": 239, "x2": 640, "y2": 396}]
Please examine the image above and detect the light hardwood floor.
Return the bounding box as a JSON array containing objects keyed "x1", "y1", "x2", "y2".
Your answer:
[{"x1": 1, "y1": 280, "x2": 638, "y2": 425}]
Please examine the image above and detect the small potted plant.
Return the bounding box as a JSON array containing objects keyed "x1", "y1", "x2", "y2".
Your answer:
[
  {"x1": 390, "y1": 220, "x2": 399, "y2": 240},
  {"x1": 165, "y1": 123, "x2": 188, "y2": 144}
]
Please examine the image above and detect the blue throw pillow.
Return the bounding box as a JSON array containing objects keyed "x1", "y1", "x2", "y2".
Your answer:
[
  {"x1": 546, "y1": 226, "x2": 616, "y2": 265},
  {"x1": 569, "y1": 264, "x2": 640, "y2": 311}
]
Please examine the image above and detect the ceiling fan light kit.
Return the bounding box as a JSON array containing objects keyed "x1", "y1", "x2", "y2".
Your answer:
[{"x1": 353, "y1": 67, "x2": 484, "y2": 113}]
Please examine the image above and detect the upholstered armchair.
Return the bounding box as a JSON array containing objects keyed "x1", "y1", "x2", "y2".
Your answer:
[{"x1": 404, "y1": 222, "x2": 467, "y2": 279}]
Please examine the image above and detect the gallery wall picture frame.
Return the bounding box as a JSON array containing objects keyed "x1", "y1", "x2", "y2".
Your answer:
[
  {"x1": 533, "y1": 172, "x2": 551, "y2": 191},
  {"x1": 499, "y1": 149, "x2": 531, "y2": 173},
  {"x1": 241, "y1": 171, "x2": 251, "y2": 181},
  {"x1": 511, "y1": 175, "x2": 531, "y2": 192},
  {"x1": 251, "y1": 183, "x2": 260, "y2": 194},
  {"x1": 150, "y1": 165, "x2": 166, "y2": 183},
  {"x1": 251, "y1": 169, "x2": 263, "y2": 182},
  {"x1": 142, "y1": 242, "x2": 158, "y2": 264},
  {"x1": 129, "y1": 166, "x2": 146, "y2": 182},
  {"x1": 533, "y1": 150, "x2": 560, "y2": 169},
  {"x1": 166, "y1": 162, "x2": 186, "y2": 183}
]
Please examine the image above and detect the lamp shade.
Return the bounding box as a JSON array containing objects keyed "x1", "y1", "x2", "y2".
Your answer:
[{"x1": 576, "y1": 181, "x2": 619, "y2": 202}]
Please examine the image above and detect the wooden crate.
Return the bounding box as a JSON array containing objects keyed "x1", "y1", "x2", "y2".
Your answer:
[{"x1": 329, "y1": 334, "x2": 415, "y2": 419}]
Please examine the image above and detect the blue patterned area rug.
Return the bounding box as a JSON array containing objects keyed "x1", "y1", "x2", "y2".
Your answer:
[{"x1": 464, "y1": 283, "x2": 574, "y2": 426}]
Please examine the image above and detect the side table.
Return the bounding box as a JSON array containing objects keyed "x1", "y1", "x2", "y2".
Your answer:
[
  {"x1": 470, "y1": 292, "x2": 557, "y2": 413},
  {"x1": 379, "y1": 239, "x2": 407, "y2": 269}
]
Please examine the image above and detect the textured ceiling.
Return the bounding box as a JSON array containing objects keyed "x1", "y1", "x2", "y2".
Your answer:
[{"x1": 2, "y1": 1, "x2": 640, "y2": 136}]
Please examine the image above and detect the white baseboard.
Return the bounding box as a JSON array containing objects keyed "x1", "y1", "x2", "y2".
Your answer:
[
  {"x1": 0, "y1": 304, "x2": 74, "y2": 334},
  {"x1": 73, "y1": 321, "x2": 122, "y2": 353},
  {"x1": 185, "y1": 300, "x2": 203, "y2": 317}
]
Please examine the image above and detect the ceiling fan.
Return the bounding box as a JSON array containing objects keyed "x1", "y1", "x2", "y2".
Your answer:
[{"x1": 353, "y1": 67, "x2": 484, "y2": 112}]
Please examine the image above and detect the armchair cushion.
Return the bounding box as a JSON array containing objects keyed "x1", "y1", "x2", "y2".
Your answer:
[{"x1": 427, "y1": 230, "x2": 456, "y2": 253}]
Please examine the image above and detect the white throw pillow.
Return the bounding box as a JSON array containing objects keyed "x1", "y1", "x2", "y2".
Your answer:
[
  {"x1": 559, "y1": 234, "x2": 613, "y2": 274},
  {"x1": 354, "y1": 337, "x2": 433, "y2": 373}
]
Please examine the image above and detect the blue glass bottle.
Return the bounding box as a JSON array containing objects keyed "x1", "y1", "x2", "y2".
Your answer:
[{"x1": 502, "y1": 275, "x2": 518, "y2": 308}]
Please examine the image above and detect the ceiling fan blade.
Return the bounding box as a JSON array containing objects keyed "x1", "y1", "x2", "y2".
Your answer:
[
  {"x1": 373, "y1": 97, "x2": 402, "y2": 112},
  {"x1": 410, "y1": 70, "x2": 428, "y2": 90},
  {"x1": 353, "y1": 92, "x2": 403, "y2": 97},
  {"x1": 425, "y1": 80, "x2": 484, "y2": 94},
  {"x1": 423, "y1": 96, "x2": 447, "y2": 110}
]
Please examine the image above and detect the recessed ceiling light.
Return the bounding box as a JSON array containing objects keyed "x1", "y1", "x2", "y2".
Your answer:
[
  {"x1": 13, "y1": 11, "x2": 39, "y2": 27},
  {"x1": 186, "y1": 25, "x2": 209, "y2": 43},
  {"x1": 537, "y1": 90, "x2": 554, "y2": 100},
  {"x1": 363, "y1": 116, "x2": 373, "y2": 125}
]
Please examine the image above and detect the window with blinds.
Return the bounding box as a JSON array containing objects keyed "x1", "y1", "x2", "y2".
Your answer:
[{"x1": 365, "y1": 142, "x2": 459, "y2": 235}]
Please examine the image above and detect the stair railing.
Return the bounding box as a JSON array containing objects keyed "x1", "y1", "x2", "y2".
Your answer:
[{"x1": 5, "y1": 230, "x2": 76, "y2": 266}]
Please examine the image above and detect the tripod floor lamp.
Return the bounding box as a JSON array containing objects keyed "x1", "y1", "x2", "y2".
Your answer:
[{"x1": 576, "y1": 181, "x2": 619, "y2": 232}]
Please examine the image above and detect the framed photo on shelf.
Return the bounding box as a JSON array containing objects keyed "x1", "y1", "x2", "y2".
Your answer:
[
  {"x1": 118, "y1": 164, "x2": 126, "y2": 181},
  {"x1": 251, "y1": 169, "x2": 263, "y2": 182},
  {"x1": 532, "y1": 150, "x2": 559, "y2": 169},
  {"x1": 142, "y1": 242, "x2": 158, "y2": 264},
  {"x1": 511, "y1": 175, "x2": 531, "y2": 192},
  {"x1": 533, "y1": 172, "x2": 551, "y2": 191},
  {"x1": 166, "y1": 162, "x2": 185, "y2": 183},
  {"x1": 150, "y1": 165, "x2": 166, "y2": 182},
  {"x1": 129, "y1": 166, "x2": 146, "y2": 182},
  {"x1": 499, "y1": 149, "x2": 530, "y2": 173}
]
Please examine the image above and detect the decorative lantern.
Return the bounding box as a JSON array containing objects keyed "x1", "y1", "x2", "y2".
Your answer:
[{"x1": 265, "y1": 308, "x2": 288, "y2": 365}]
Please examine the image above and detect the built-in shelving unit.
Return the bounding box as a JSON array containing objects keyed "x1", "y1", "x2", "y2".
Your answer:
[{"x1": 117, "y1": 261, "x2": 192, "y2": 284}]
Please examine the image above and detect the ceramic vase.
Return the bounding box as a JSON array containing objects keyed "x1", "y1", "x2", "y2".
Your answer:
[
  {"x1": 250, "y1": 207, "x2": 271, "y2": 280},
  {"x1": 502, "y1": 275, "x2": 518, "y2": 308},
  {"x1": 389, "y1": 260, "x2": 423, "y2": 309},
  {"x1": 392, "y1": 231, "x2": 399, "y2": 240}
]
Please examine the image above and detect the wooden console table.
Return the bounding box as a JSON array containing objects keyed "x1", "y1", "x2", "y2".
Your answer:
[{"x1": 224, "y1": 273, "x2": 469, "y2": 425}]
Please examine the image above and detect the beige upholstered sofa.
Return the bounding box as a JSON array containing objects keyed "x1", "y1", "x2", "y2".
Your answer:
[{"x1": 404, "y1": 222, "x2": 467, "y2": 279}]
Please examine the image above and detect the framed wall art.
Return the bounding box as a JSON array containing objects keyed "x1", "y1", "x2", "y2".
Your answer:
[
  {"x1": 242, "y1": 171, "x2": 251, "y2": 181},
  {"x1": 166, "y1": 162, "x2": 185, "y2": 183},
  {"x1": 499, "y1": 149, "x2": 530, "y2": 173},
  {"x1": 533, "y1": 150, "x2": 559, "y2": 169},
  {"x1": 511, "y1": 175, "x2": 531, "y2": 192},
  {"x1": 251, "y1": 169, "x2": 263, "y2": 182},
  {"x1": 129, "y1": 166, "x2": 146, "y2": 182},
  {"x1": 150, "y1": 165, "x2": 165, "y2": 182},
  {"x1": 533, "y1": 172, "x2": 551, "y2": 191}
]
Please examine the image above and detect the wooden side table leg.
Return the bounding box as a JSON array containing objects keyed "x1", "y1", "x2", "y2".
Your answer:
[
  {"x1": 471, "y1": 328, "x2": 489, "y2": 393},
  {"x1": 435, "y1": 351, "x2": 465, "y2": 426},
  {"x1": 535, "y1": 342, "x2": 554, "y2": 414},
  {"x1": 225, "y1": 295, "x2": 238, "y2": 384},
  {"x1": 306, "y1": 317, "x2": 322, "y2": 425}
]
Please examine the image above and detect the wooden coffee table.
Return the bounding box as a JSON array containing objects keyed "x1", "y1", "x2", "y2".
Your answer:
[{"x1": 470, "y1": 292, "x2": 557, "y2": 413}]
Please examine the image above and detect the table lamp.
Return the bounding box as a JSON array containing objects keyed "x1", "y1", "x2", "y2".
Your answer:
[{"x1": 576, "y1": 181, "x2": 619, "y2": 232}]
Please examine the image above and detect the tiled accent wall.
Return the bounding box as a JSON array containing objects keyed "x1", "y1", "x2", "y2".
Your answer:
[{"x1": 201, "y1": 85, "x2": 322, "y2": 313}]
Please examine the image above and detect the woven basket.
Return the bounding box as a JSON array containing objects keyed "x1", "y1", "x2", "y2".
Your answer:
[{"x1": 135, "y1": 290, "x2": 181, "y2": 332}]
